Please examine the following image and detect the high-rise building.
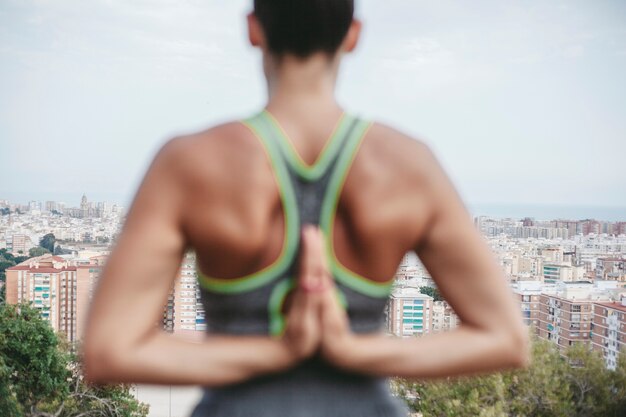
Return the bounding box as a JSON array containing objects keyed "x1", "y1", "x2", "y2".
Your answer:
[
  {"x1": 596, "y1": 257, "x2": 626, "y2": 281},
  {"x1": 591, "y1": 297, "x2": 626, "y2": 370},
  {"x1": 7, "y1": 251, "x2": 207, "y2": 342},
  {"x1": 5, "y1": 254, "x2": 102, "y2": 343},
  {"x1": 511, "y1": 280, "x2": 542, "y2": 334},
  {"x1": 536, "y1": 281, "x2": 620, "y2": 355},
  {"x1": 162, "y1": 250, "x2": 206, "y2": 336},
  {"x1": 5, "y1": 234, "x2": 34, "y2": 255},
  {"x1": 387, "y1": 287, "x2": 433, "y2": 337},
  {"x1": 538, "y1": 292, "x2": 594, "y2": 353},
  {"x1": 431, "y1": 300, "x2": 458, "y2": 333}
]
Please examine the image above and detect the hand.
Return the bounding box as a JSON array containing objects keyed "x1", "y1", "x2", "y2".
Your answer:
[
  {"x1": 280, "y1": 225, "x2": 330, "y2": 363},
  {"x1": 314, "y1": 231, "x2": 356, "y2": 368},
  {"x1": 281, "y1": 224, "x2": 356, "y2": 369},
  {"x1": 294, "y1": 225, "x2": 356, "y2": 368}
]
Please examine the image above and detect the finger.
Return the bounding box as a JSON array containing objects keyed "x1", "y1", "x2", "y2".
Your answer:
[
  {"x1": 299, "y1": 225, "x2": 330, "y2": 292},
  {"x1": 321, "y1": 289, "x2": 349, "y2": 333}
]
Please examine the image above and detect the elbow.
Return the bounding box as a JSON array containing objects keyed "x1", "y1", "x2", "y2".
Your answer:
[
  {"x1": 504, "y1": 324, "x2": 531, "y2": 370},
  {"x1": 82, "y1": 335, "x2": 126, "y2": 384}
]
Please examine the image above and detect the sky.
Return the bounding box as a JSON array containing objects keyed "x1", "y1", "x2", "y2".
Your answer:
[{"x1": 1, "y1": 0, "x2": 625, "y2": 211}]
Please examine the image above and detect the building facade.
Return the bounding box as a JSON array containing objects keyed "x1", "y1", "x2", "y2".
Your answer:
[
  {"x1": 387, "y1": 287, "x2": 433, "y2": 337},
  {"x1": 162, "y1": 250, "x2": 206, "y2": 335},
  {"x1": 591, "y1": 299, "x2": 626, "y2": 370},
  {"x1": 5, "y1": 255, "x2": 97, "y2": 342}
]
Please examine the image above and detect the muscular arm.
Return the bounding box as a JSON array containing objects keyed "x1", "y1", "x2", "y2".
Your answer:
[
  {"x1": 82, "y1": 138, "x2": 296, "y2": 386},
  {"x1": 324, "y1": 141, "x2": 530, "y2": 380}
]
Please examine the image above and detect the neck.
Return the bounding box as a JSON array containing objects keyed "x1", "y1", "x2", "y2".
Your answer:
[{"x1": 264, "y1": 52, "x2": 342, "y2": 116}]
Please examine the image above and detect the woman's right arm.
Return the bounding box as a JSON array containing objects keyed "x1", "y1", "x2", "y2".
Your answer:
[
  {"x1": 82, "y1": 138, "x2": 320, "y2": 387},
  {"x1": 319, "y1": 141, "x2": 530, "y2": 379}
]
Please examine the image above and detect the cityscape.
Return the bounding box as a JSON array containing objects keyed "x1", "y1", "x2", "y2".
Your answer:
[{"x1": 1, "y1": 195, "x2": 624, "y2": 415}]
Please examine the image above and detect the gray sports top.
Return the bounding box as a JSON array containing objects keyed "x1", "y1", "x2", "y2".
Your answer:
[{"x1": 191, "y1": 109, "x2": 409, "y2": 417}]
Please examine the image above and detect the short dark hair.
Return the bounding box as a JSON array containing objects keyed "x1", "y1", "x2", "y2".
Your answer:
[{"x1": 253, "y1": 0, "x2": 354, "y2": 59}]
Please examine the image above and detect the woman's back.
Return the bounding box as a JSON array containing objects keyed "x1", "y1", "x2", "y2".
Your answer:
[
  {"x1": 187, "y1": 107, "x2": 415, "y2": 416},
  {"x1": 182, "y1": 109, "x2": 430, "y2": 291}
]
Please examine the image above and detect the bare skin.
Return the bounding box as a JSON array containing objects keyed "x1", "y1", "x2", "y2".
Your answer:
[{"x1": 83, "y1": 12, "x2": 530, "y2": 385}]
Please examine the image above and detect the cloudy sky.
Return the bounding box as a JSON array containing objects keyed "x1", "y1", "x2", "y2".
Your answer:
[{"x1": 1, "y1": 0, "x2": 625, "y2": 211}]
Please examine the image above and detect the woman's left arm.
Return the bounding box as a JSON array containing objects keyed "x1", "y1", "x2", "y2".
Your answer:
[
  {"x1": 82, "y1": 138, "x2": 306, "y2": 386},
  {"x1": 316, "y1": 143, "x2": 531, "y2": 380}
]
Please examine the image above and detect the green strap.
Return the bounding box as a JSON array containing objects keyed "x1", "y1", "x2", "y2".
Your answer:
[
  {"x1": 319, "y1": 118, "x2": 395, "y2": 298},
  {"x1": 196, "y1": 113, "x2": 300, "y2": 294},
  {"x1": 261, "y1": 110, "x2": 357, "y2": 182}
]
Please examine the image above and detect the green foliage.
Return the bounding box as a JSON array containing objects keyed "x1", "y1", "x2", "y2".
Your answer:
[
  {"x1": 395, "y1": 333, "x2": 626, "y2": 417},
  {"x1": 0, "y1": 303, "x2": 70, "y2": 410},
  {"x1": 0, "y1": 303, "x2": 149, "y2": 417},
  {"x1": 1, "y1": 248, "x2": 16, "y2": 262},
  {"x1": 39, "y1": 233, "x2": 56, "y2": 254},
  {"x1": 28, "y1": 246, "x2": 51, "y2": 257},
  {"x1": 54, "y1": 246, "x2": 73, "y2": 256},
  {"x1": 565, "y1": 341, "x2": 623, "y2": 417},
  {"x1": 419, "y1": 286, "x2": 443, "y2": 301},
  {"x1": 0, "y1": 266, "x2": 11, "y2": 283},
  {"x1": 0, "y1": 249, "x2": 31, "y2": 282},
  {"x1": 0, "y1": 355, "x2": 22, "y2": 417}
]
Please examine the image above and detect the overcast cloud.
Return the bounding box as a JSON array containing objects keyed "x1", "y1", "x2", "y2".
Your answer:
[{"x1": 1, "y1": 0, "x2": 625, "y2": 209}]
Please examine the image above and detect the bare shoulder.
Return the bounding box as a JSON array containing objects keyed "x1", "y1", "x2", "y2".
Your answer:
[
  {"x1": 364, "y1": 120, "x2": 469, "y2": 250},
  {"x1": 155, "y1": 120, "x2": 267, "y2": 186},
  {"x1": 376, "y1": 122, "x2": 474, "y2": 244},
  {"x1": 365, "y1": 120, "x2": 444, "y2": 191}
]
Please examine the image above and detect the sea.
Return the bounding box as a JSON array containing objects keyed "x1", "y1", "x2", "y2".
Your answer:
[{"x1": 466, "y1": 203, "x2": 626, "y2": 222}]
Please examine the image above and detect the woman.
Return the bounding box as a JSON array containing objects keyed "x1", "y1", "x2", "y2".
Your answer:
[{"x1": 83, "y1": 1, "x2": 530, "y2": 416}]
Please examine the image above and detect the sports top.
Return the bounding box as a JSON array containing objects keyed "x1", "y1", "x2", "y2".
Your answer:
[{"x1": 190, "y1": 108, "x2": 409, "y2": 417}]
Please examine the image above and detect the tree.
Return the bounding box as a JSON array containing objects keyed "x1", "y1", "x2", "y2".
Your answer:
[
  {"x1": 35, "y1": 345, "x2": 150, "y2": 417},
  {"x1": 610, "y1": 353, "x2": 626, "y2": 416},
  {"x1": 0, "y1": 356, "x2": 21, "y2": 417},
  {"x1": 54, "y1": 246, "x2": 73, "y2": 256},
  {"x1": 394, "y1": 332, "x2": 626, "y2": 417},
  {"x1": 0, "y1": 302, "x2": 149, "y2": 417},
  {"x1": 1, "y1": 250, "x2": 30, "y2": 282},
  {"x1": 1, "y1": 249, "x2": 16, "y2": 262},
  {"x1": 565, "y1": 342, "x2": 619, "y2": 417},
  {"x1": 39, "y1": 233, "x2": 56, "y2": 254},
  {"x1": 1, "y1": 250, "x2": 16, "y2": 282},
  {"x1": 29, "y1": 247, "x2": 50, "y2": 257},
  {"x1": 419, "y1": 286, "x2": 443, "y2": 301},
  {"x1": 0, "y1": 303, "x2": 70, "y2": 411},
  {"x1": 14, "y1": 255, "x2": 29, "y2": 264},
  {"x1": 501, "y1": 332, "x2": 574, "y2": 417}
]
